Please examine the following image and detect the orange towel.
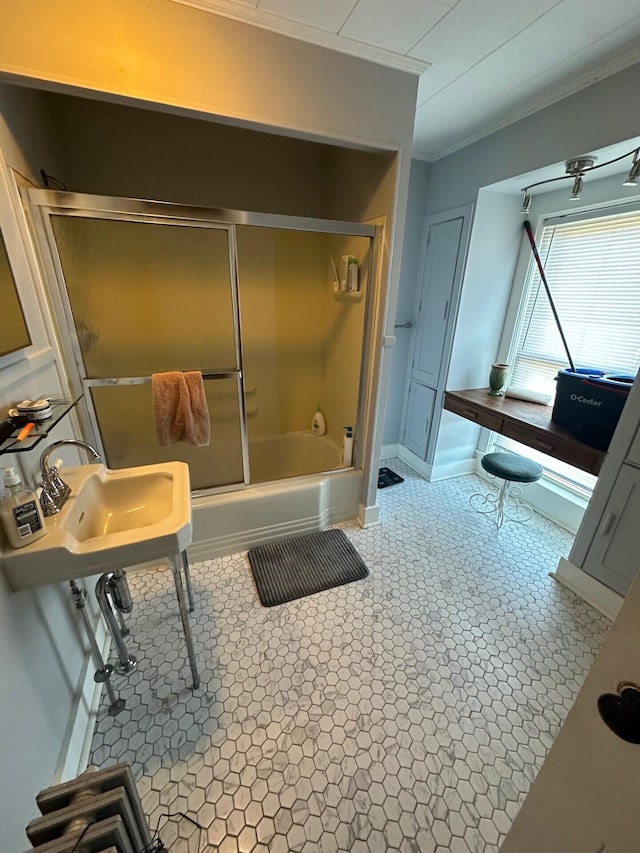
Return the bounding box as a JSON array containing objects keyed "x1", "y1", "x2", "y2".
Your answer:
[{"x1": 152, "y1": 371, "x2": 210, "y2": 447}]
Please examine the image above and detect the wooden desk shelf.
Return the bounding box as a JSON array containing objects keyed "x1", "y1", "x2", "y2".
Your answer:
[{"x1": 444, "y1": 388, "x2": 605, "y2": 476}]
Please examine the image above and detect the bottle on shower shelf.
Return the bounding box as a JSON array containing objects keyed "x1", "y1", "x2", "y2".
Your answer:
[
  {"x1": 311, "y1": 405, "x2": 326, "y2": 436},
  {"x1": 342, "y1": 426, "x2": 354, "y2": 466}
]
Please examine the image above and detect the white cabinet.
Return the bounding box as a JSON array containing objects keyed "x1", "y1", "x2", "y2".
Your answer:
[
  {"x1": 403, "y1": 380, "x2": 435, "y2": 459},
  {"x1": 582, "y1": 463, "x2": 640, "y2": 596},
  {"x1": 569, "y1": 374, "x2": 640, "y2": 597},
  {"x1": 625, "y1": 423, "x2": 640, "y2": 467}
]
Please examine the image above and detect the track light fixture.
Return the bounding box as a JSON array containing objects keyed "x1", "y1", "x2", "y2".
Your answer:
[
  {"x1": 624, "y1": 150, "x2": 640, "y2": 187},
  {"x1": 570, "y1": 175, "x2": 583, "y2": 200},
  {"x1": 521, "y1": 146, "x2": 640, "y2": 212}
]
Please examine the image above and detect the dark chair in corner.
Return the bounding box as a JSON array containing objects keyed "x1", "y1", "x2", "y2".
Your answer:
[{"x1": 470, "y1": 452, "x2": 543, "y2": 529}]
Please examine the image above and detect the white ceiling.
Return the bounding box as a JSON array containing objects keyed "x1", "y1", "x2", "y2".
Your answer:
[{"x1": 174, "y1": 0, "x2": 640, "y2": 160}]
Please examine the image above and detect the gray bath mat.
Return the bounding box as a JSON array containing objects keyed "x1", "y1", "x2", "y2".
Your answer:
[{"x1": 248, "y1": 528, "x2": 369, "y2": 607}]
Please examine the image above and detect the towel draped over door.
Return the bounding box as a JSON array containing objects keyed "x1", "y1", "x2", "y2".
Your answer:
[{"x1": 151, "y1": 371, "x2": 211, "y2": 447}]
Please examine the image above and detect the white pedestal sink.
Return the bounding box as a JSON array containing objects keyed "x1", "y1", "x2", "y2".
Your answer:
[
  {"x1": 1, "y1": 460, "x2": 199, "y2": 691},
  {"x1": 1, "y1": 461, "x2": 192, "y2": 590}
]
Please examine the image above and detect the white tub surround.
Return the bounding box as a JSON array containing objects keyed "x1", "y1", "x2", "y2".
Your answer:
[{"x1": 248, "y1": 431, "x2": 343, "y2": 483}]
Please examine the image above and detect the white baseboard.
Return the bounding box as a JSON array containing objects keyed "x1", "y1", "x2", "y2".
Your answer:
[
  {"x1": 551, "y1": 557, "x2": 623, "y2": 621},
  {"x1": 54, "y1": 610, "x2": 111, "y2": 782},
  {"x1": 380, "y1": 443, "x2": 401, "y2": 461},
  {"x1": 396, "y1": 445, "x2": 587, "y2": 534},
  {"x1": 431, "y1": 458, "x2": 478, "y2": 481},
  {"x1": 358, "y1": 502, "x2": 380, "y2": 527},
  {"x1": 473, "y1": 452, "x2": 586, "y2": 535},
  {"x1": 396, "y1": 446, "x2": 477, "y2": 482},
  {"x1": 398, "y1": 446, "x2": 432, "y2": 479}
]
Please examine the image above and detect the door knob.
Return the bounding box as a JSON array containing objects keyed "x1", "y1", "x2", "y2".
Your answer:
[{"x1": 597, "y1": 681, "x2": 640, "y2": 744}]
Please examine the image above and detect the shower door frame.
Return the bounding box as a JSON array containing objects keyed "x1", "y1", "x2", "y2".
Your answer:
[{"x1": 23, "y1": 189, "x2": 378, "y2": 497}]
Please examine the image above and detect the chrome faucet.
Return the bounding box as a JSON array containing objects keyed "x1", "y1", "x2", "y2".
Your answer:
[{"x1": 39, "y1": 439, "x2": 101, "y2": 516}]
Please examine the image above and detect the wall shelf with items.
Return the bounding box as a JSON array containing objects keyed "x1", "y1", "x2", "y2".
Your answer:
[
  {"x1": 0, "y1": 395, "x2": 83, "y2": 455},
  {"x1": 333, "y1": 288, "x2": 364, "y2": 302}
]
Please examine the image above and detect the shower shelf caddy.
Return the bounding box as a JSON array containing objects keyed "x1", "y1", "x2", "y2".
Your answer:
[
  {"x1": 0, "y1": 395, "x2": 83, "y2": 455},
  {"x1": 333, "y1": 288, "x2": 364, "y2": 302}
]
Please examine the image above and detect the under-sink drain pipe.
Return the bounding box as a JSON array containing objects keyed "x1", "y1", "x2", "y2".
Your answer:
[
  {"x1": 69, "y1": 580, "x2": 125, "y2": 716},
  {"x1": 95, "y1": 569, "x2": 138, "y2": 675}
]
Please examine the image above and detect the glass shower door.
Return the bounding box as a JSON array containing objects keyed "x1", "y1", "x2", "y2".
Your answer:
[{"x1": 49, "y1": 214, "x2": 246, "y2": 490}]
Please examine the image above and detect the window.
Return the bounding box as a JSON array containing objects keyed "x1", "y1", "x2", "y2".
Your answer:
[{"x1": 496, "y1": 206, "x2": 640, "y2": 494}]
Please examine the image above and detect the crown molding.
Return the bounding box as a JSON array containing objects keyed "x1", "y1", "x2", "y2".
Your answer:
[
  {"x1": 426, "y1": 43, "x2": 640, "y2": 161},
  {"x1": 170, "y1": 0, "x2": 428, "y2": 75}
]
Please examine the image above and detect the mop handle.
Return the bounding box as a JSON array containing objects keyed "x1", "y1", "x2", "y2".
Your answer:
[{"x1": 523, "y1": 220, "x2": 576, "y2": 373}]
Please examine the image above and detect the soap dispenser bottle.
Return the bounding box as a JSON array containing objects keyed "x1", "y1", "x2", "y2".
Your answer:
[
  {"x1": 342, "y1": 426, "x2": 354, "y2": 466},
  {"x1": 311, "y1": 405, "x2": 326, "y2": 436},
  {"x1": 0, "y1": 467, "x2": 46, "y2": 548}
]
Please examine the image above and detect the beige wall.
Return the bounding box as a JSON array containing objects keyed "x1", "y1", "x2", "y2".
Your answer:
[
  {"x1": 328, "y1": 146, "x2": 398, "y2": 223},
  {"x1": 0, "y1": 0, "x2": 416, "y2": 151},
  {"x1": 43, "y1": 92, "x2": 334, "y2": 217},
  {"x1": 39, "y1": 90, "x2": 404, "y2": 224}
]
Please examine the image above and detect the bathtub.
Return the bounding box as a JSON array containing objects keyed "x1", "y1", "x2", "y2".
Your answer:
[
  {"x1": 190, "y1": 431, "x2": 362, "y2": 560},
  {"x1": 249, "y1": 430, "x2": 344, "y2": 483}
]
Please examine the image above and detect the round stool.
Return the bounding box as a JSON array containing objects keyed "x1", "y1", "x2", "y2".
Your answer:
[{"x1": 470, "y1": 452, "x2": 543, "y2": 529}]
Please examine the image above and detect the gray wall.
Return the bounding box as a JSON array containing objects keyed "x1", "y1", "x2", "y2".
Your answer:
[
  {"x1": 0, "y1": 83, "x2": 93, "y2": 850},
  {"x1": 426, "y1": 63, "x2": 640, "y2": 216},
  {"x1": 383, "y1": 158, "x2": 430, "y2": 446},
  {"x1": 388, "y1": 61, "x2": 640, "y2": 468},
  {"x1": 433, "y1": 189, "x2": 521, "y2": 469}
]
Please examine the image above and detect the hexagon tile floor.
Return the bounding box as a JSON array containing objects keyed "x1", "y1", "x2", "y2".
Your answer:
[{"x1": 88, "y1": 461, "x2": 610, "y2": 853}]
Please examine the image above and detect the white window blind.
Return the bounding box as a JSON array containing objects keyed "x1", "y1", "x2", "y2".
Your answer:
[{"x1": 497, "y1": 207, "x2": 640, "y2": 494}]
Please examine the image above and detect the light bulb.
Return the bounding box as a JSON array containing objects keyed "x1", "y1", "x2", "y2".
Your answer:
[
  {"x1": 623, "y1": 159, "x2": 640, "y2": 187},
  {"x1": 570, "y1": 175, "x2": 583, "y2": 200}
]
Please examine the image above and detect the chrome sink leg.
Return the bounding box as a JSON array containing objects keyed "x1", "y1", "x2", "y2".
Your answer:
[
  {"x1": 96, "y1": 571, "x2": 137, "y2": 676},
  {"x1": 181, "y1": 550, "x2": 195, "y2": 613},
  {"x1": 69, "y1": 580, "x2": 125, "y2": 716},
  {"x1": 170, "y1": 554, "x2": 200, "y2": 689}
]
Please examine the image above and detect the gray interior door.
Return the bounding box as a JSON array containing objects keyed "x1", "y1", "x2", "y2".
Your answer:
[
  {"x1": 411, "y1": 216, "x2": 464, "y2": 388},
  {"x1": 403, "y1": 380, "x2": 436, "y2": 459}
]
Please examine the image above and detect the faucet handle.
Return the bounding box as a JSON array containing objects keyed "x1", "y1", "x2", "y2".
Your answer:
[
  {"x1": 40, "y1": 480, "x2": 60, "y2": 516},
  {"x1": 48, "y1": 466, "x2": 70, "y2": 499}
]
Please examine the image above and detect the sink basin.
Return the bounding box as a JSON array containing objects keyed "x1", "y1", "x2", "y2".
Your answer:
[
  {"x1": 1, "y1": 462, "x2": 192, "y2": 591},
  {"x1": 64, "y1": 470, "x2": 175, "y2": 542}
]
